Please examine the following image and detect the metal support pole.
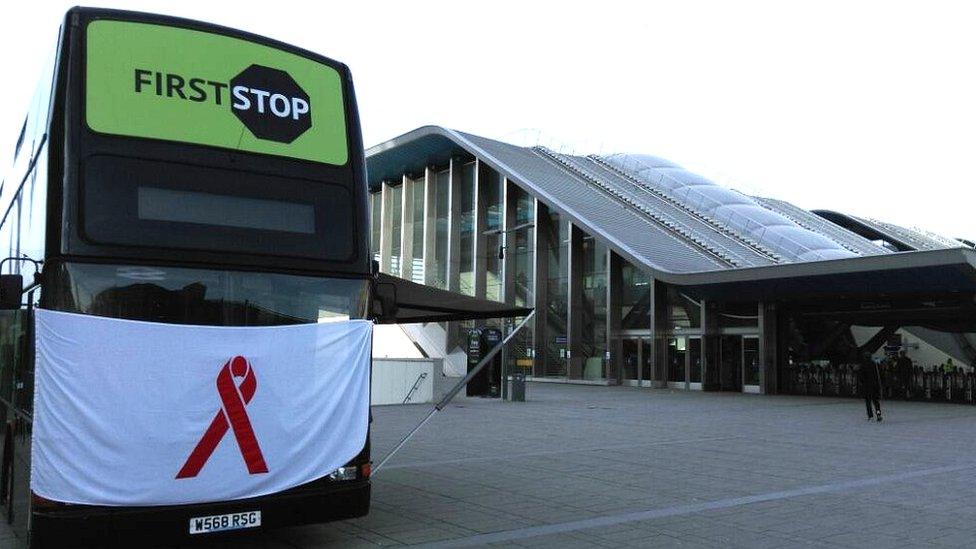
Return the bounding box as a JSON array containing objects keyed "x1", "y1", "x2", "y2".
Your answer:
[
  {"x1": 501, "y1": 317, "x2": 515, "y2": 400},
  {"x1": 373, "y1": 311, "x2": 536, "y2": 474}
]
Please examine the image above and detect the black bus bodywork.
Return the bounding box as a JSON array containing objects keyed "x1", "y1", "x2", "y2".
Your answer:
[{"x1": 0, "y1": 7, "x2": 372, "y2": 547}]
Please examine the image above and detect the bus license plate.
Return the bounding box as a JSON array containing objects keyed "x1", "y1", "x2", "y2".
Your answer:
[{"x1": 188, "y1": 510, "x2": 261, "y2": 534}]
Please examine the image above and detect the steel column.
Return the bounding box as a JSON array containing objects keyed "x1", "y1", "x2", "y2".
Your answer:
[
  {"x1": 379, "y1": 180, "x2": 393, "y2": 274},
  {"x1": 607, "y1": 251, "x2": 624, "y2": 384},
  {"x1": 533, "y1": 200, "x2": 550, "y2": 377},
  {"x1": 422, "y1": 167, "x2": 436, "y2": 286},
  {"x1": 567, "y1": 224, "x2": 585, "y2": 379}
]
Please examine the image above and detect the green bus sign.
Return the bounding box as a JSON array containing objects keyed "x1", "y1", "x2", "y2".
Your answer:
[{"x1": 86, "y1": 20, "x2": 348, "y2": 165}]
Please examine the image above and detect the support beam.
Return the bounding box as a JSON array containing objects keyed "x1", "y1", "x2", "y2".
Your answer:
[
  {"x1": 642, "y1": 266, "x2": 656, "y2": 386},
  {"x1": 953, "y1": 333, "x2": 976, "y2": 365},
  {"x1": 859, "y1": 325, "x2": 899, "y2": 355},
  {"x1": 500, "y1": 178, "x2": 517, "y2": 381},
  {"x1": 607, "y1": 251, "x2": 624, "y2": 384},
  {"x1": 703, "y1": 300, "x2": 721, "y2": 390},
  {"x1": 533, "y1": 200, "x2": 550, "y2": 377},
  {"x1": 652, "y1": 279, "x2": 668, "y2": 387},
  {"x1": 422, "y1": 167, "x2": 437, "y2": 287},
  {"x1": 379, "y1": 180, "x2": 393, "y2": 274},
  {"x1": 759, "y1": 302, "x2": 778, "y2": 395}
]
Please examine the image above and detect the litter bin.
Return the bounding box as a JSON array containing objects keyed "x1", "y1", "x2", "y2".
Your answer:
[{"x1": 507, "y1": 372, "x2": 526, "y2": 402}]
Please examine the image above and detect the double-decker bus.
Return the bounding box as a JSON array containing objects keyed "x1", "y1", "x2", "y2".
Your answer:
[{"x1": 0, "y1": 7, "x2": 375, "y2": 547}]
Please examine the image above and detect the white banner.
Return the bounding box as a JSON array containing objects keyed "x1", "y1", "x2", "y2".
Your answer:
[{"x1": 31, "y1": 309, "x2": 372, "y2": 507}]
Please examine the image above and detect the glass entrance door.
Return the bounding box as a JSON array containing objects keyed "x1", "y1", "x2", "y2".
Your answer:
[
  {"x1": 621, "y1": 336, "x2": 653, "y2": 386},
  {"x1": 719, "y1": 334, "x2": 760, "y2": 393},
  {"x1": 689, "y1": 337, "x2": 703, "y2": 390},
  {"x1": 743, "y1": 336, "x2": 760, "y2": 393},
  {"x1": 622, "y1": 338, "x2": 639, "y2": 384},
  {"x1": 720, "y1": 335, "x2": 743, "y2": 392},
  {"x1": 666, "y1": 336, "x2": 702, "y2": 390},
  {"x1": 667, "y1": 337, "x2": 687, "y2": 388}
]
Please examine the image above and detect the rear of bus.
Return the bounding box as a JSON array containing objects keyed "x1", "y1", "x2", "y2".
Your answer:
[{"x1": 4, "y1": 7, "x2": 373, "y2": 546}]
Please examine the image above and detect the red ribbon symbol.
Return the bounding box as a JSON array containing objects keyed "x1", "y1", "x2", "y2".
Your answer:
[{"x1": 176, "y1": 356, "x2": 269, "y2": 479}]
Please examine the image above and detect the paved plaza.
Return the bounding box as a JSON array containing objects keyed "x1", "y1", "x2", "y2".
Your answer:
[{"x1": 7, "y1": 382, "x2": 976, "y2": 548}]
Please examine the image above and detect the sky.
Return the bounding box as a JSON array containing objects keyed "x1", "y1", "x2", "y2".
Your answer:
[{"x1": 1, "y1": 1, "x2": 974, "y2": 240}]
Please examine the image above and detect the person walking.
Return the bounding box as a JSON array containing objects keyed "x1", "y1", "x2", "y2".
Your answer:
[
  {"x1": 896, "y1": 350, "x2": 913, "y2": 398},
  {"x1": 859, "y1": 352, "x2": 883, "y2": 422}
]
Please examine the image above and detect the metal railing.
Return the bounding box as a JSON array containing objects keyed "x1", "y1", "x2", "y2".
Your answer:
[
  {"x1": 782, "y1": 363, "x2": 976, "y2": 404},
  {"x1": 374, "y1": 311, "x2": 536, "y2": 474},
  {"x1": 402, "y1": 372, "x2": 429, "y2": 404}
]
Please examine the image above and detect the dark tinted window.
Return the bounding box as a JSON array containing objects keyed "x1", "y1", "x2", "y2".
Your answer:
[
  {"x1": 45, "y1": 262, "x2": 368, "y2": 326},
  {"x1": 82, "y1": 155, "x2": 354, "y2": 261}
]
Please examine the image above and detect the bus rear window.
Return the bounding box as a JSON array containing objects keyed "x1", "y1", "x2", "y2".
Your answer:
[{"x1": 82, "y1": 155, "x2": 353, "y2": 261}]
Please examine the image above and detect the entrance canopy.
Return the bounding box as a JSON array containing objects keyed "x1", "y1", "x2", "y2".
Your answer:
[{"x1": 372, "y1": 273, "x2": 532, "y2": 324}]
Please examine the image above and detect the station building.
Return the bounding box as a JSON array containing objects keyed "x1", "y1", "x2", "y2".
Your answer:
[{"x1": 366, "y1": 126, "x2": 976, "y2": 395}]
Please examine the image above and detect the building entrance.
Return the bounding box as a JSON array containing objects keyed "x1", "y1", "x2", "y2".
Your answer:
[
  {"x1": 666, "y1": 336, "x2": 703, "y2": 390},
  {"x1": 719, "y1": 335, "x2": 760, "y2": 393},
  {"x1": 621, "y1": 337, "x2": 652, "y2": 386}
]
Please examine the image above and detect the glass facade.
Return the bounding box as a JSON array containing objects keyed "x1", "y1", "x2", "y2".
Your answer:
[
  {"x1": 510, "y1": 184, "x2": 535, "y2": 309},
  {"x1": 621, "y1": 261, "x2": 651, "y2": 331},
  {"x1": 668, "y1": 287, "x2": 701, "y2": 330},
  {"x1": 541, "y1": 209, "x2": 568, "y2": 377},
  {"x1": 368, "y1": 157, "x2": 773, "y2": 394},
  {"x1": 719, "y1": 302, "x2": 759, "y2": 329},
  {"x1": 508, "y1": 184, "x2": 535, "y2": 376},
  {"x1": 641, "y1": 339, "x2": 652, "y2": 381},
  {"x1": 667, "y1": 337, "x2": 686, "y2": 382},
  {"x1": 432, "y1": 169, "x2": 450, "y2": 289},
  {"x1": 581, "y1": 236, "x2": 607, "y2": 379},
  {"x1": 458, "y1": 162, "x2": 476, "y2": 295},
  {"x1": 744, "y1": 337, "x2": 760, "y2": 385},
  {"x1": 370, "y1": 192, "x2": 380, "y2": 263},
  {"x1": 482, "y1": 168, "x2": 503, "y2": 302},
  {"x1": 622, "y1": 338, "x2": 639, "y2": 380},
  {"x1": 408, "y1": 177, "x2": 425, "y2": 283},
  {"x1": 720, "y1": 335, "x2": 743, "y2": 391},
  {"x1": 689, "y1": 337, "x2": 702, "y2": 383},
  {"x1": 486, "y1": 234, "x2": 502, "y2": 301}
]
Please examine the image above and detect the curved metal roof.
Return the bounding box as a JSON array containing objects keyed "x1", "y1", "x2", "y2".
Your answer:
[
  {"x1": 366, "y1": 126, "x2": 976, "y2": 299},
  {"x1": 601, "y1": 154, "x2": 857, "y2": 263},
  {"x1": 813, "y1": 210, "x2": 963, "y2": 252},
  {"x1": 752, "y1": 197, "x2": 891, "y2": 256}
]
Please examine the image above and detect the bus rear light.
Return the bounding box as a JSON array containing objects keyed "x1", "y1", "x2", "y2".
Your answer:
[{"x1": 360, "y1": 462, "x2": 371, "y2": 479}]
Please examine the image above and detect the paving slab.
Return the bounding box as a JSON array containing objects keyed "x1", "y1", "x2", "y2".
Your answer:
[{"x1": 4, "y1": 382, "x2": 976, "y2": 547}]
